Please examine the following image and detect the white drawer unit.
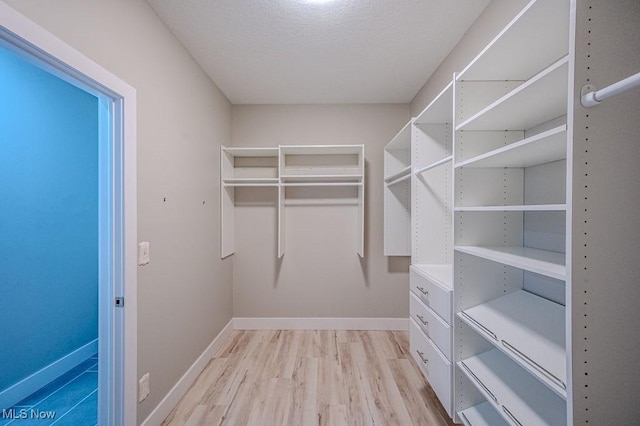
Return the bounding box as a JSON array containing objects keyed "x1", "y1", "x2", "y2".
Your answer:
[
  {"x1": 410, "y1": 291, "x2": 452, "y2": 361},
  {"x1": 410, "y1": 318, "x2": 453, "y2": 417},
  {"x1": 410, "y1": 265, "x2": 452, "y2": 325}
]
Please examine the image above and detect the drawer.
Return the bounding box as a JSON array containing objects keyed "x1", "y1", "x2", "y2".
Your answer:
[
  {"x1": 410, "y1": 266, "x2": 453, "y2": 324},
  {"x1": 410, "y1": 319, "x2": 453, "y2": 417},
  {"x1": 410, "y1": 291, "x2": 452, "y2": 361}
]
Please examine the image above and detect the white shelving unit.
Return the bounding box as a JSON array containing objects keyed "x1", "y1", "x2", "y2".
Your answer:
[
  {"x1": 453, "y1": 1, "x2": 571, "y2": 424},
  {"x1": 385, "y1": 1, "x2": 640, "y2": 424},
  {"x1": 221, "y1": 144, "x2": 365, "y2": 258},
  {"x1": 384, "y1": 120, "x2": 412, "y2": 256}
]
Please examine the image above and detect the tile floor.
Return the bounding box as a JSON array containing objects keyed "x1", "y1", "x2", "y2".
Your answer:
[{"x1": 1, "y1": 354, "x2": 98, "y2": 426}]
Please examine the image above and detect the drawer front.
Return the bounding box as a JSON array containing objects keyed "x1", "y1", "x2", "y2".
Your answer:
[
  {"x1": 410, "y1": 292, "x2": 452, "y2": 361},
  {"x1": 410, "y1": 267, "x2": 453, "y2": 324},
  {"x1": 409, "y1": 319, "x2": 453, "y2": 417}
]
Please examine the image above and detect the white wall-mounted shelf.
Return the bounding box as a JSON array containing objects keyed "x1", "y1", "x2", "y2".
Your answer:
[
  {"x1": 459, "y1": 349, "x2": 566, "y2": 426},
  {"x1": 221, "y1": 144, "x2": 365, "y2": 258},
  {"x1": 459, "y1": 290, "x2": 566, "y2": 398},
  {"x1": 280, "y1": 173, "x2": 362, "y2": 182},
  {"x1": 456, "y1": 57, "x2": 568, "y2": 131},
  {"x1": 455, "y1": 125, "x2": 567, "y2": 169},
  {"x1": 414, "y1": 81, "x2": 453, "y2": 125},
  {"x1": 223, "y1": 178, "x2": 279, "y2": 185},
  {"x1": 456, "y1": 0, "x2": 569, "y2": 82},
  {"x1": 455, "y1": 245, "x2": 566, "y2": 281}
]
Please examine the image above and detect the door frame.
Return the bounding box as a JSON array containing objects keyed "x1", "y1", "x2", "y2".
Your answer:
[{"x1": 0, "y1": 3, "x2": 137, "y2": 425}]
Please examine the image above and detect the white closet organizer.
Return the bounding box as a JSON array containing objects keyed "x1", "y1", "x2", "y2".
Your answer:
[
  {"x1": 453, "y1": 0, "x2": 570, "y2": 424},
  {"x1": 383, "y1": 121, "x2": 412, "y2": 255},
  {"x1": 386, "y1": 0, "x2": 639, "y2": 424},
  {"x1": 220, "y1": 145, "x2": 364, "y2": 258}
]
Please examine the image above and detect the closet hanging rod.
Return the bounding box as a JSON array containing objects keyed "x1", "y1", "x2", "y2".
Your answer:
[
  {"x1": 414, "y1": 155, "x2": 453, "y2": 175},
  {"x1": 581, "y1": 71, "x2": 640, "y2": 107},
  {"x1": 282, "y1": 182, "x2": 363, "y2": 187}
]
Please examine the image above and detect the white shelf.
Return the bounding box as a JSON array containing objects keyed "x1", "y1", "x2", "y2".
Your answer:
[
  {"x1": 459, "y1": 290, "x2": 566, "y2": 398},
  {"x1": 454, "y1": 246, "x2": 566, "y2": 281},
  {"x1": 455, "y1": 125, "x2": 567, "y2": 169},
  {"x1": 459, "y1": 402, "x2": 508, "y2": 426},
  {"x1": 456, "y1": 57, "x2": 568, "y2": 131},
  {"x1": 455, "y1": 204, "x2": 566, "y2": 212},
  {"x1": 223, "y1": 177, "x2": 279, "y2": 184},
  {"x1": 384, "y1": 165, "x2": 412, "y2": 185},
  {"x1": 280, "y1": 145, "x2": 363, "y2": 155},
  {"x1": 282, "y1": 182, "x2": 362, "y2": 187},
  {"x1": 457, "y1": 0, "x2": 569, "y2": 81},
  {"x1": 414, "y1": 81, "x2": 453, "y2": 124},
  {"x1": 221, "y1": 147, "x2": 279, "y2": 157},
  {"x1": 385, "y1": 120, "x2": 412, "y2": 150},
  {"x1": 410, "y1": 264, "x2": 452, "y2": 290},
  {"x1": 223, "y1": 183, "x2": 279, "y2": 188},
  {"x1": 280, "y1": 173, "x2": 362, "y2": 182},
  {"x1": 222, "y1": 144, "x2": 365, "y2": 258},
  {"x1": 414, "y1": 155, "x2": 453, "y2": 175},
  {"x1": 459, "y1": 349, "x2": 566, "y2": 426}
]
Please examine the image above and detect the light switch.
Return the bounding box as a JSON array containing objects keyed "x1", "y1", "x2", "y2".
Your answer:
[{"x1": 138, "y1": 241, "x2": 150, "y2": 266}]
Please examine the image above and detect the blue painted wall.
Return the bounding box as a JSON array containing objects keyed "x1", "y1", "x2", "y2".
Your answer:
[{"x1": 0, "y1": 47, "x2": 98, "y2": 391}]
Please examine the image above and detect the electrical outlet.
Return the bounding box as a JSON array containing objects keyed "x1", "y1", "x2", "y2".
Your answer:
[
  {"x1": 138, "y1": 242, "x2": 150, "y2": 266},
  {"x1": 139, "y1": 373, "x2": 150, "y2": 402}
]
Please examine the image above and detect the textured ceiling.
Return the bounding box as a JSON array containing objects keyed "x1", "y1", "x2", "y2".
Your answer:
[{"x1": 146, "y1": 0, "x2": 490, "y2": 104}]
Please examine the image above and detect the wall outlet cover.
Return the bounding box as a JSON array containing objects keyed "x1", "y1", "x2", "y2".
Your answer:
[
  {"x1": 138, "y1": 241, "x2": 150, "y2": 266},
  {"x1": 139, "y1": 373, "x2": 150, "y2": 402}
]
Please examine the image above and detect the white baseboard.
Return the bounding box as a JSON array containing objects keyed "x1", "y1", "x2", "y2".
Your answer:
[
  {"x1": 233, "y1": 317, "x2": 408, "y2": 331},
  {"x1": 140, "y1": 319, "x2": 234, "y2": 426},
  {"x1": 0, "y1": 338, "x2": 98, "y2": 410}
]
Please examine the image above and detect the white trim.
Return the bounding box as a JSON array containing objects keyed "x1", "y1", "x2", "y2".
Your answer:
[
  {"x1": 140, "y1": 320, "x2": 235, "y2": 426},
  {"x1": 0, "y1": 339, "x2": 98, "y2": 410},
  {"x1": 0, "y1": 3, "x2": 137, "y2": 425},
  {"x1": 233, "y1": 317, "x2": 409, "y2": 331}
]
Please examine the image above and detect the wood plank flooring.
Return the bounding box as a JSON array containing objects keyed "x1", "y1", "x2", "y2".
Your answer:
[{"x1": 162, "y1": 330, "x2": 454, "y2": 426}]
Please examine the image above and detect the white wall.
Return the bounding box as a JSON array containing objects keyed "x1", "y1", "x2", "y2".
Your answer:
[
  {"x1": 232, "y1": 104, "x2": 411, "y2": 319},
  {"x1": 410, "y1": 0, "x2": 529, "y2": 115},
  {"x1": 1, "y1": 0, "x2": 234, "y2": 423}
]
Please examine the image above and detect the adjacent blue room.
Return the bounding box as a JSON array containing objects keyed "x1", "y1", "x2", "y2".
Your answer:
[{"x1": 0, "y1": 45, "x2": 99, "y2": 425}]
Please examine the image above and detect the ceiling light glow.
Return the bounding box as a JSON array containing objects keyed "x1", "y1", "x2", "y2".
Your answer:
[{"x1": 304, "y1": 0, "x2": 336, "y2": 4}]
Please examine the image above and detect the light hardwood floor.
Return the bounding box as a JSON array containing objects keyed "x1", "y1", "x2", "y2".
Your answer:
[{"x1": 162, "y1": 330, "x2": 455, "y2": 426}]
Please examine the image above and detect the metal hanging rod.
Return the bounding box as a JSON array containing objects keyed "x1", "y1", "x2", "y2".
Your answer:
[
  {"x1": 386, "y1": 172, "x2": 412, "y2": 186},
  {"x1": 414, "y1": 155, "x2": 454, "y2": 175},
  {"x1": 282, "y1": 182, "x2": 362, "y2": 187},
  {"x1": 581, "y1": 71, "x2": 640, "y2": 107}
]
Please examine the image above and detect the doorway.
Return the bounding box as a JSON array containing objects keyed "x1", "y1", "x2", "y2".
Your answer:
[
  {"x1": 0, "y1": 3, "x2": 137, "y2": 425},
  {"x1": 0, "y1": 44, "x2": 100, "y2": 424}
]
